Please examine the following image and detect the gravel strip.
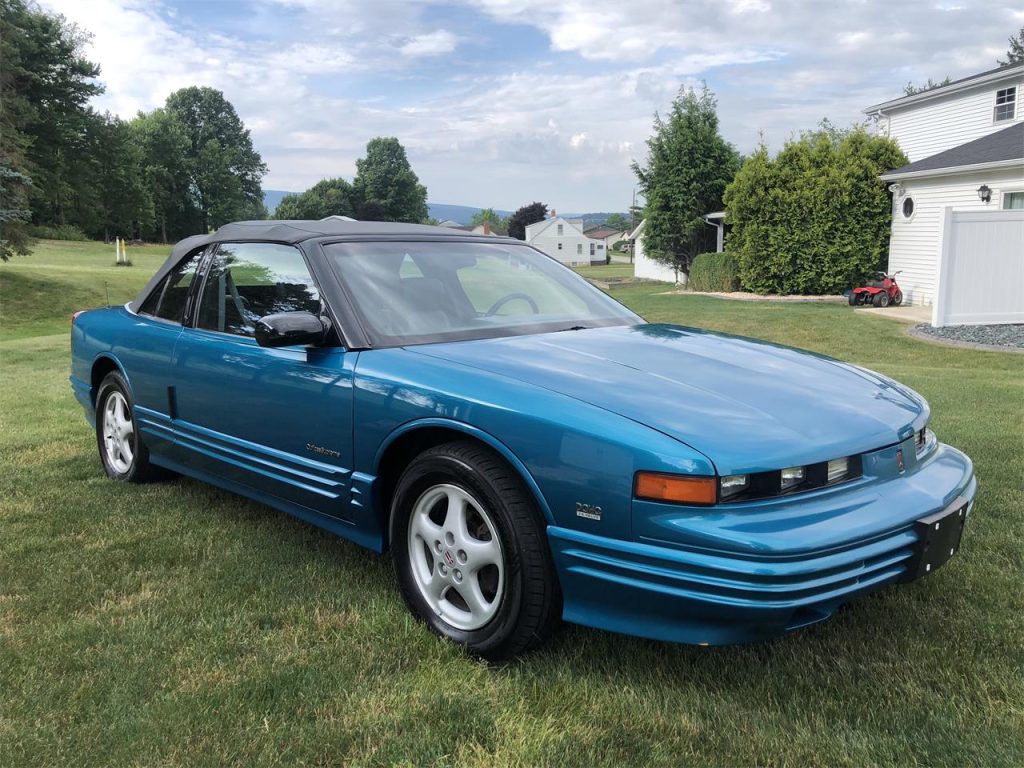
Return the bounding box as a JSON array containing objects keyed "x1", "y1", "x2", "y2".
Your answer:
[{"x1": 910, "y1": 323, "x2": 1024, "y2": 352}]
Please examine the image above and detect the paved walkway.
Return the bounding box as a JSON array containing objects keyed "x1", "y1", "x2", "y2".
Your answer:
[{"x1": 853, "y1": 305, "x2": 931, "y2": 324}]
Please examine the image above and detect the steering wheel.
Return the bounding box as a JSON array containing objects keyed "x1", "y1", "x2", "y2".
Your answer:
[{"x1": 484, "y1": 292, "x2": 540, "y2": 317}]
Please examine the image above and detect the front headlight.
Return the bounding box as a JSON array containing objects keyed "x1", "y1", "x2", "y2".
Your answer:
[
  {"x1": 916, "y1": 427, "x2": 937, "y2": 458},
  {"x1": 719, "y1": 474, "x2": 750, "y2": 500}
]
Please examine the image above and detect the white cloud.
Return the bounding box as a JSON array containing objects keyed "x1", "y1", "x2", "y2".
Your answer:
[
  {"x1": 398, "y1": 30, "x2": 458, "y2": 56},
  {"x1": 37, "y1": 0, "x2": 1024, "y2": 211}
]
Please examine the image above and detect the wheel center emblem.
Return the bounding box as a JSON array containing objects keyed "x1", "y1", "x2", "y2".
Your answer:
[{"x1": 443, "y1": 550, "x2": 455, "y2": 567}]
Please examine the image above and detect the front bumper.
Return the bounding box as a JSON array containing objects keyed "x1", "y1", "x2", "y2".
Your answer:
[{"x1": 548, "y1": 442, "x2": 976, "y2": 645}]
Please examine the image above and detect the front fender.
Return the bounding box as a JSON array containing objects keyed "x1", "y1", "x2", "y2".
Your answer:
[
  {"x1": 353, "y1": 348, "x2": 716, "y2": 543},
  {"x1": 376, "y1": 417, "x2": 558, "y2": 529}
]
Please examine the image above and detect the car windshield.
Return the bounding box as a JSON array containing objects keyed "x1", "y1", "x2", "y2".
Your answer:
[{"x1": 324, "y1": 240, "x2": 641, "y2": 346}]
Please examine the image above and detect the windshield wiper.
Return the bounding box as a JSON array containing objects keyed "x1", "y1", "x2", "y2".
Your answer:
[{"x1": 556, "y1": 325, "x2": 590, "y2": 332}]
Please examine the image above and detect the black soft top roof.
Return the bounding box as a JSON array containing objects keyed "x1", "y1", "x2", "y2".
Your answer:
[{"x1": 129, "y1": 219, "x2": 516, "y2": 312}]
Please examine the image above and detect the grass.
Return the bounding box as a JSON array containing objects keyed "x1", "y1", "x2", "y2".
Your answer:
[
  {"x1": 0, "y1": 239, "x2": 170, "y2": 340},
  {"x1": 1, "y1": 241, "x2": 1022, "y2": 766},
  {"x1": 572, "y1": 261, "x2": 634, "y2": 279}
]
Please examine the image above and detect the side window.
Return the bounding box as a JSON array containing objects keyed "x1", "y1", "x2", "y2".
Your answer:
[
  {"x1": 196, "y1": 242, "x2": 320, "y2": 337},
  {"x1": 138, "y1": 250, "x2": 203, "y2": 324}
]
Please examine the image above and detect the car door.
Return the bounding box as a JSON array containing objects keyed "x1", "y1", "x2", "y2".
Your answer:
[
  {"x1": 121, "y1": 247, "x2": 205, "y2": 460},
  {"x1": 170, "y1": 241, "x2": 357, "y2": 522}
]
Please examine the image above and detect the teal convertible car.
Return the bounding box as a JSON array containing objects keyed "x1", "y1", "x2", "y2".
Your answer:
[{"x1": 70, "y1": 219, "x2": 976, "y2": 660}]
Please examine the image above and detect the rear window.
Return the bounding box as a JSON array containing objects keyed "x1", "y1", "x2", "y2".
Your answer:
[{"x1": 138, "y1": 250, "x2": 203, "y2": 324}]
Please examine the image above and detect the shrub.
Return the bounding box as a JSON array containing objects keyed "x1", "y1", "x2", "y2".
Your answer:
[
  {"x1": 723, "y1": 126, "x2": 907, "y2": 295},
  {"x1": 26, "y1": 224, "x2": 89, "y2": 241},
  {"x1": 688, "y1": 252, "x2": 740, "y2": 292}
]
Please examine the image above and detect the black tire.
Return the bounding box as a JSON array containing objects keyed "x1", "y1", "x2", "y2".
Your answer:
[
  {"x1": 94, "y1": 371, "x2": 168, "y2": 483},
  {"x1": 391, "y1": 440, "x2": 561, "y2": 661},
  {"x1": 892, "y1": 290, "x2": 903, "y2": 306},
  {"x1": 848, "y1": 293, "x2": 857, "y2": 306},
  {"x1": 875, "y1": 292, "x2": 890, "y2": 308}
]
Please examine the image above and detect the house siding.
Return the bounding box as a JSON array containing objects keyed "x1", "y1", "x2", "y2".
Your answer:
[
  {"x1": 633, "y1": 226, "x2": 682, "y2": 283},
  {"x1": 526, "y1": 217, "x2": 602, "y2": 265},
  {"x1": 880, "y1": 76, "x2": 1024, "y2": 162},
  {"x1": 887, "y1": 166, "x2": 1024, "y2": 306}
]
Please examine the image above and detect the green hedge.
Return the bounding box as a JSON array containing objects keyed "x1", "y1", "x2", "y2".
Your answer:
[
  {"x1": 26, "y1": 224, "x2": 89, "y2": 241},
  {"x1": 688, "y1": 252, "x2": 740, "y2": 292},
  {"x1": 723, "y1": 127, "x2": 907, "y2": 295}
]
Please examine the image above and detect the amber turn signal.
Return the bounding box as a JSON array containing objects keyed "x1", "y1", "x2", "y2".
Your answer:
[{"x1": 634, "y1": 472, "x2": 717, "y2": 505}]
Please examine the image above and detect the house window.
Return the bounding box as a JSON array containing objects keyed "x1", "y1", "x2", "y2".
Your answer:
[
  {"x1": 901, "y1": 197, "x2": 915, "y2": 219},
  {"x1": 1002, "y1": 191, "x2": 1024, "y2": 210},
  {"x1": 557, "y1": 242, "x2": 563, "y2": 250},
  {"x1": 576, "y1": 243, "x2": 583, "y2": 255},
  {"x1": 597, "y1": 244, "x2": 604, "y2": 250},
  {"x1": 557, "y1": 224, "x2": 563, "y2": 235},
  {"x1": 589, "y1": 243, "x2": 595, "y2": 256},
  {"x1": 994, "y1": 87, "x2": 1016, "y2": 122}
]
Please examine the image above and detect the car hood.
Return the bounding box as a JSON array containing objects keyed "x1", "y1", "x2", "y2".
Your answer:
[{"x1": 407, "y1": 324, "x2": 927, "y2": 475}]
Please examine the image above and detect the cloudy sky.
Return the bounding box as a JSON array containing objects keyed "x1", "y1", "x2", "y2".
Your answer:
[{"x1": 41, "y1": 0, "x2": 1023, "y2": 211}]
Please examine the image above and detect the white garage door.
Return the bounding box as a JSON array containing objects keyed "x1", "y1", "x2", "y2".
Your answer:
[{"x1": 933, "y1": 208, "x2": 1024, "y2": 326}]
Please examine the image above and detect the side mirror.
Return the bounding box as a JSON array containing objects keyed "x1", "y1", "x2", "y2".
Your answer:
[{"x1": 254, "y1": 311, "x2": 327, "y2": 348}]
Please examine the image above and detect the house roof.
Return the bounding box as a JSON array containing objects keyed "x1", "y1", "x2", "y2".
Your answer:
[
  {"x1": 583, "y1": 225, "x2": 622, "y2": 240},
  {"x1": 864, "y1": 62, "x2": 1024, "y2": 115},
  {"x1": 627, "y1": 219, "x2": 646, "y2": 240},
  {"x1": 880, "y1": 122, "x2": 1024, "y2": 180},
  {"x1": 525, "y1": 215, "x2": 587, "y2": 240}
]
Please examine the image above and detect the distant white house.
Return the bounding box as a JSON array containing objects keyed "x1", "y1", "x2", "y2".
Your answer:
[
  {"x1": 865, "y1": 62, "x2": 1024, "y2": 325},
  {"x1": 583, "y1": 225, "x2": 629, "y2": 253},
  {"x1": 526, "y1": 213, "x2": 604, "y2": 265}
]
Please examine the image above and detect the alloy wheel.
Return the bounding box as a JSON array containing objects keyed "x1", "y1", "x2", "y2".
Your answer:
[
  {"x1": 102, "y1": 390, "x2": 135, "y2": 474},
  {"x1": 407, "y1": 483, "x2": 505, "y2": 631}
]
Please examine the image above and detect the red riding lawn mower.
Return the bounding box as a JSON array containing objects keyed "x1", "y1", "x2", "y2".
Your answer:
[{"x1": 849, "y1": 271, "x2": 903, "y2": 308}]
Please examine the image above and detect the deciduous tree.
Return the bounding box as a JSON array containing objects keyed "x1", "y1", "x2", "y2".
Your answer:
[
  {"x1": 275, "y1": 178, "x2": 356, "y2": 220},
  {"x1": 131, "y1": 108, "x2": 194, "y2": 242},
  {"x1": 164, "y1": 86, "x2": 267, "y2": 232},
  {"x1": 603, "y1": 213, "x2": 631, "y2": 232},
  {"x1": 469, "y1": 207, "x2": 508, "y2": 234},
  {"x1": 507, "y1": 202, "x2": 547, "y2": 240},
  {"x1": 352, "y1": 137, "x2": 428, "y2": 223}
]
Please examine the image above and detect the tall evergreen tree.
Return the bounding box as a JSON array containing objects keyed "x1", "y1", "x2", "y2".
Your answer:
[
  {"x1": 632, "y1": 85, "x2": 740, "y2": 279},
  {"x1": 0, "y1": 0, "x2": 103, "y2": 251},
  {"x1": 999, "y1": 26, "x2": 1024, "y2": 65}
]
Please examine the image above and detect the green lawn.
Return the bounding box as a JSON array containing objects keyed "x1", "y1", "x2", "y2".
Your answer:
[
  {"x1": 0, "y1": 239, "x2": 171, "y2": 340},
  {"x1": 572, "y1": 261, "x2": 635, "y2": 279},
  {"x1": 1, "y1": 241, "x2": 1022, "y2": 766}
]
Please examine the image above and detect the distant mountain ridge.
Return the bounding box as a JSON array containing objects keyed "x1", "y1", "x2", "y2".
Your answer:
[{"x1": 261, "y1": 191, "x2": 626, "y2": 229}]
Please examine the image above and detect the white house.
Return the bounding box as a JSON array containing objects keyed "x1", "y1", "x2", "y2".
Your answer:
[
  {"x1": 526, "y1": 214, "x2": 604, "y2": 265},
  {"x1": 628, "y1": 219, "x2": 682, "y2": 284},
  {"x1": 583, "y1": 225, "x2": 629, "y2": 254},
  {"x1": 865, "y1": 63, "x2": 1024, "y2": 325}
]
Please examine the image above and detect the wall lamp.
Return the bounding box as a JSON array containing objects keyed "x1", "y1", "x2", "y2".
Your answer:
[{"x1": 977, "y1": 184, "x2": 992, "y2": 204}]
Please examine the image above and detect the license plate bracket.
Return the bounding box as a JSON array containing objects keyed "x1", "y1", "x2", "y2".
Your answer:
[{"x1": 906, "y1": 498, "x2": 968, "y2": 581}]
